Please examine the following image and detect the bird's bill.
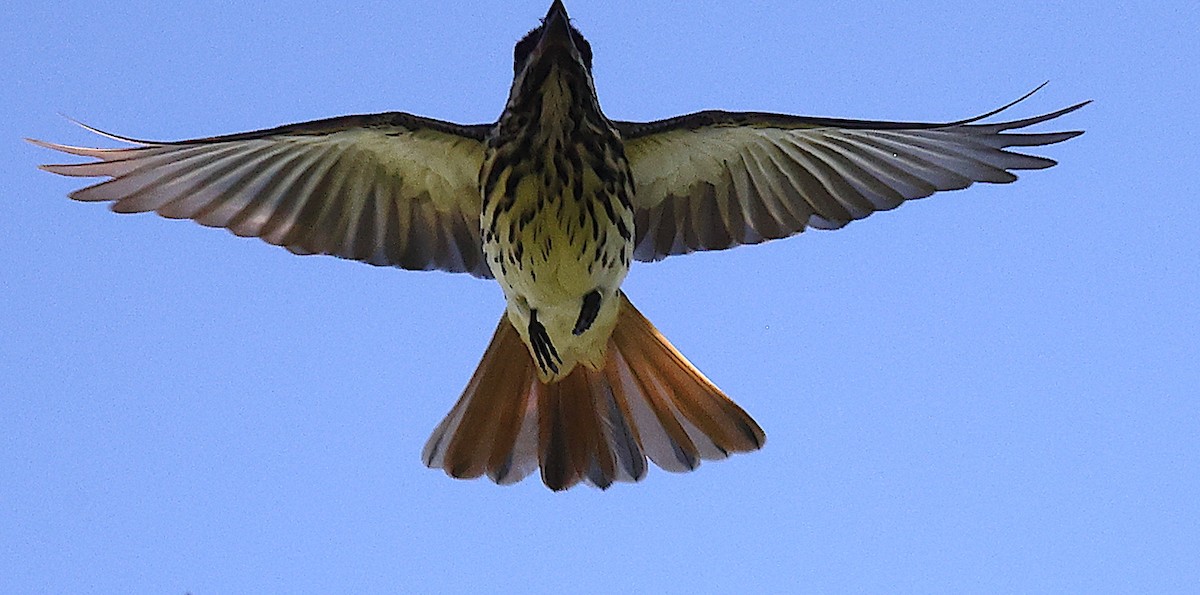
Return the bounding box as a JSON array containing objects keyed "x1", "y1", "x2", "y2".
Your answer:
[
  {"x1": 544, "y1": 0, "x2": 568, "y2": 23},
  {"x1": 537, "y1": 0, "x2": 575, "y2": 54}
]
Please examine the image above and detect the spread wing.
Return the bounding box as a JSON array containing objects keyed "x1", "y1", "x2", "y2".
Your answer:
[
  {"x1": 31, "y1": 112, "x2": 495, "y2": 277},
  {"x1": 616, "y1": 85, "x2": 1089, "y2": 262}
]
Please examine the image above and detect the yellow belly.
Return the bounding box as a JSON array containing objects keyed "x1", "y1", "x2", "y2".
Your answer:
[{"x1": 481, "y1": 163, "x2": 632, "y2": 381}]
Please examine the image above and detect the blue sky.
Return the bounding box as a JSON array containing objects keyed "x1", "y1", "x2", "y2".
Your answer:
[{"x1": 3, "y1": 1, "x2": 1197, "y2": 592}]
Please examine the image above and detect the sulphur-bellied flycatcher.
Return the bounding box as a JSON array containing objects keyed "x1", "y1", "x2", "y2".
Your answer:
[{"x1": 31, "y1": 1, "x2": 1087, "y2": 491}]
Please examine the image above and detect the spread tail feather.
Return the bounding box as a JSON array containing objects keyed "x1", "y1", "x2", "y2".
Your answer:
[{"x1": 422, "y1": 293, "x2": 765, "y2": 491}]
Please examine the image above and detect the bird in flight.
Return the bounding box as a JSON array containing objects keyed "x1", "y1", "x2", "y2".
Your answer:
[{"x1": 31, "y1": 1, "x2": 1087, "y2": 491}]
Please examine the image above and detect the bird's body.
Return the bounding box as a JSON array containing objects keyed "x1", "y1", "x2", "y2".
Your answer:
[
  {"x1": 31, "y1": 1, "x2": 1087, "y2": 490},
  {"x1": 480, "y1": 14, "x2": 634, "y2": 379}
]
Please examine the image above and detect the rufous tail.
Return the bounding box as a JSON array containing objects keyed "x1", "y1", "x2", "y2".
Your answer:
[{"x1": 422, "y1": 293, "x2": 765, "y2": 491}]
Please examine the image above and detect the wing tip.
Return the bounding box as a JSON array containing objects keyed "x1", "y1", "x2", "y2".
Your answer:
[
  {"x1": 950, "y1": 83, "x2": 1091, "y2": 128},
  {"x1": 25, "y1": 137, "x2": 54, "y2": 150},
  {"x1": 60, "y1": 114, "x2": 157, "y2": 145},
  {"x1": 950, "y1": 81, "x2": 1052, "y2": 125},
  {"x1": 1052, "y1": 128, "x2": 1087, "y2": 143}
]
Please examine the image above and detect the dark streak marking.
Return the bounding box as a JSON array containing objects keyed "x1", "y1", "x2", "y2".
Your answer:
[
  {"x1": 529, "y1": 309, "x2": 561, "y2": 375},
  {"x1": 573, "y1": 290, "x2": 602, "y2": 336}
]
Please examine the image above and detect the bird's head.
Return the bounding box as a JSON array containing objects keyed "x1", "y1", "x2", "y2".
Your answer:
[{"x1": 505, "y1": 1, "x2": 597, "y2": 114}]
